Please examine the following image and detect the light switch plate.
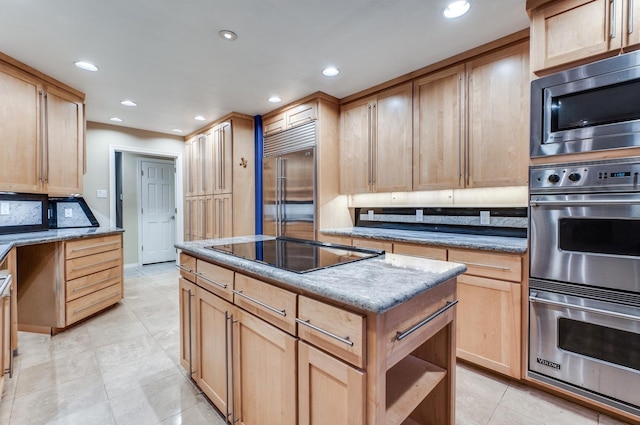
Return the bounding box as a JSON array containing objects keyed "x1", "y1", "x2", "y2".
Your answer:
[
  {"x1": 0, "y1": 202, "x2": 9, "y2": 216},
  {"x1": 416, "y1": 209, "x2": 423, "y2": 222},
  {"x1": 64, "y1": 208, "x2": 73, "y2": 218},
  {"x1": 480, "y1": 210, "x2": 490, "y2": 225},
  {"x1": 96, "y1": 189, "x2": 108, "y2": 199}
]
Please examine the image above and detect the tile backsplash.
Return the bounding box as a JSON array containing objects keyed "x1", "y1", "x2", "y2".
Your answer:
[{"x1": 0, "y1": 200, "x2": 44, "y2": 227}]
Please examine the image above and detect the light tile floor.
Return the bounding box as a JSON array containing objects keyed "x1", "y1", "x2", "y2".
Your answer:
[{"x1": 0, "y1": 262, "x2": 633, "y2": 425}]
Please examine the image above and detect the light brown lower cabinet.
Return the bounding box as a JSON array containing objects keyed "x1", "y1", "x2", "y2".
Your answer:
[
  {"x1": 179, "y1": 277, "x2": 196, "y2": 380},
  {"x1": 0, "y1": 277, "x2": 11, "y2": 399},
  {"x1": 298, "y1": 341, "x2": 365, "y2": 425}
]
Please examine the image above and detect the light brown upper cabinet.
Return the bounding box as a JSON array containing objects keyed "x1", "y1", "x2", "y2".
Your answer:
[
  {"x1": 414, "y1": 42, "x2": 529, "y2": 190},
  {"x1": 340, "y1": 82, "x2": 413, "y2": 194},
  {"x1": 0, "y1": 62, "x2": 84, "y2": 195},
  {"x1": 262, "y1": 101, "x2": 317, "y2": 137},
  {"x1": 529, "y1": 0, "x2": 640, "y2": 74},
  {"x1": 212, "y1": 122, "x2": 232, "y2": 194}
]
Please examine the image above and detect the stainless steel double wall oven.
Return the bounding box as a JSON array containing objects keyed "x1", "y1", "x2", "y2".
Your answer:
[{"x1": 529, "y1": 51, "x2": 640, "y2": 416}]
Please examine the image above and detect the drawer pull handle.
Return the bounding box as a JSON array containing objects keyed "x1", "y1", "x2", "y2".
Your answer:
[
  {"x1": 176, "y1": 264, "x2": 194, "y2": 273},
  {"x1": 70, "y1": 242, "x2": 120, "y2": 253},
  {"x1": 462, "y1": 261, "x2": 510, "y2": 271},
  {"x1": 195, "y1": 272, "x2": 228, "y2": 289},
  {"x1": 71, "y1": 275, "x2": 120, "y2": 293},
  {"x1": 396, "y1": 300, "x2": 458, "y2": 341},
  {"x1": 295, "y1": 318, "x2": 354, "y2": 347},
  {"x1": 232, "y1": 290, "x2": 286, "y2": 317},
  {"x1": 71, "y1": 258, "x2": 119, "y2": 272},
  {"x1": 72, "y1": 293, "x2": 121, "y2": 315}
]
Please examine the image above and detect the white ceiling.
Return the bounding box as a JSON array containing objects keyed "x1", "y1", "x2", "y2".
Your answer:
[{"x1": 0, "y1": 0, "x2": 529, "y2": 136}]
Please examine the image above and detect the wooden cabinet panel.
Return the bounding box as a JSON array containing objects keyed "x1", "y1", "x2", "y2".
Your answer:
[
  {"x1": 233, "y1": 274, "x2": 297, "y2": 334},
  {"x1": 43, "y1": 86, "x2": 84, "y2": 195},
  {"x1": 413, "y1": 65, "x2": 465, "y2": 190},
  {"x1": 456, "y1": 274, "x2": 521, "y2": 378},
  {"x1": 65, "y1": 267, "x2": 121, "y2": 301},
  {"x1": 340, "y1": 97, "x2": 373, "y2": 194},
  {"x1": 213, "y1": 122, "x2": 232, "y2": 195},
  {"x1": 1, "y1": 280, "x2": 11, "y2": 387},
  {"x1": 65, "y1": 248, "x2": 122, "y2": 281},
  {"x1": 233, "y1": 307, "x2": 296, "y2": 425},
  {"x1": 195, "y1": 286, "x2": 232, "y2": 415},
  {"x1": 298, "y1": 341, "x2": 365, "y2": 425},
  {"x1": 393, "y1": 243, "x2": 447, "y2": 261},
  {"x1": 0, "y1": 63, "x2": 41, "y2": 193},
  {"x1": 448, "y1": 249, "x2": 522, "y2": 282},
  {"x1": 624, "y1": 0, "x2": 640, "y2": 49},
  {"x1": 374, "y1": 82, "x2": 413, "y2": 192},
  {"x1": 195, "y1": 259, "x2": 234, "y2": 301},
  {"x1": 298, "y1": 296, "x2": 365, "y2": 368},
  {"x1": 178, "y1": 253, "x2": 196, "y2": 282},
  {"x1": 287, "y1": 101, "x2": 317, "y2": 128},
  {"x1": 213, "y1": 194, "x2": 232, "y2": 240},
  {"x1": 179, "y1": 277, "x2": 197, "y2": 379},
  {"x1": 65, "y1": 282, "x2": 121, "y2": 326},
  {"x1": 263, "y1": 113, "x2": 286, "y2": 137},
  {"x1": 65, "y1": 234, "x2": 121, "y2": 259},
  {"x1": 201, "y1": 132, "x2": 214, "y2": 195},
  {"x1": 466, "y1": 42, "x2": 529, "y2": 188}
]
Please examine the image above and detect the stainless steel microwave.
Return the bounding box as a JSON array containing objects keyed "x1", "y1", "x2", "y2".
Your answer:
[{"x1": 531, "y1": 50, "x2": 640, "y2": 158}]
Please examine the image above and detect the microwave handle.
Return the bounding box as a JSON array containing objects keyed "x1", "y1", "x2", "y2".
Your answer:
[{"x1": 530, "y1": 292, "x2": 640, "y2": 322}]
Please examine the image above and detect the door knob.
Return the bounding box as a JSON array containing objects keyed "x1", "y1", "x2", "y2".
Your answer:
[{"x1": 170, "y1": 215, "x2": 175, "y2": 220}]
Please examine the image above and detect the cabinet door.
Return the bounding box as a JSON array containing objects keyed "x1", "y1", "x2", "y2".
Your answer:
[
  {"x1": 232, "y1": 308, "x2": 296, "y2": 425},
  {"x1": 184, "y1": 198, "x2": 193, "y2": 241},
  {"x1": 184, "y1": 138, "x2": 194, "y2": 197},
  {"x1": 179, "y1": 277, "x2": 197, "y2": 379},
  {"x1": 201, "y1": 132, "x2": 214, "y2": 195},
  {"x1": 44, "y1": 86, "x2": 84, "y2": 195},
  {"x1": 0, "y1": 64, "x2": 41, "y2": 193},
  {"x1": 187, "y1": 197, "x2": 201, "y2": 241},
  {"x1": 374, "y1": 82, "x2": 413, "y2": 192},
  {"x1": 624, "y1": 0, "x2": 640, "y2": 49},
  {"x1": 340, "y1": 97, "x2": 373, "y2": 194},
  {"x1": 204, "y1": 196, "x2": 214, "y2": 240},
  {"x1": 530, "y1": 0, "x2": 619, "y2": 73},
  {"x1": 214, "y1": 194, "x2": 232, "y2": 240},
  {"x1": 298, "y1": 341, "x2": 365, "y2": 425},
  {"x1": 456, "y1": 274, "x2": 521, "y2": 379},
  {"x1": 286, "y1": 101, "x2": 317, "y2": 128},
  {"x1": 466, "y1": 42, "x2": 529, "y2": 188},
  {"x1": 213, "y1": 123, "x2": 233, "y2": 195},
  {"x1": 263, "y1": 112, "x2": 286, "y2": 137},
  {"x1": 195, "y1": 287, "x2": 232, "y2": 416},
  {"x1": 413, "y1": 66, "x2": 465, "y2": 190},
  {"x1": 1, "y1": 292, "x2": 10, "y2": 380},
  {"x1": 189, "y1": 136, "x2": 202, "y2": 196}
]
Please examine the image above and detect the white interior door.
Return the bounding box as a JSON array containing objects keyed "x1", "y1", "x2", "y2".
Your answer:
[{"x1": 140, "y1": 159, "x2": 176, "y2": 264}]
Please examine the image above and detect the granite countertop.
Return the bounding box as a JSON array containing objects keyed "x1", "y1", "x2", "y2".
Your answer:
[
  {"x1": 0, "y1": 228, "x2": 124, "y2": 263},
  {"x1": 176, "y1": 235, "x2": 467, "y2": 314},
  {"x1": 321, "y1": 227, "x2": 528, "y2": 254}
]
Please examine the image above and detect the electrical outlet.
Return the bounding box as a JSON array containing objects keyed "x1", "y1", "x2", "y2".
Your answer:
[
  {"x1": 64, "y1": 208, "x2": 73, "y2": 218},
  {"x1": 416, "y1": 209, "x2": 423, "y2": 222},
  {"x1": 480, "y1": 210, "x2": 490, "y2": 225},
  {"x1": 367, "y1": 210, "x2": 374, "y2": 220},
  {"x1": 0, "y1": 203, "x2": 9, "y2": 216}
]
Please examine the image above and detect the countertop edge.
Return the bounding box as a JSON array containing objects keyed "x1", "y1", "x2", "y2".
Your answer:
[{"x1": 320, "y1": 227, "x2": 528, "y2": 254}]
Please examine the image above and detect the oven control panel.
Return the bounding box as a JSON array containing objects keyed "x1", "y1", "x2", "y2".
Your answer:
[{"x1": 530, "y1": 157, "x2": 640, "y2": 192}]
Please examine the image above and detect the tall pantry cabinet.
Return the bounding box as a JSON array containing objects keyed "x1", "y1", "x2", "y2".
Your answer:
[
  {"x1": 183, "y1": 113, "x2": 254, "y2": 241},
  {"x1": 0, "y1": 56, "x2": 84, "y2": 196}
]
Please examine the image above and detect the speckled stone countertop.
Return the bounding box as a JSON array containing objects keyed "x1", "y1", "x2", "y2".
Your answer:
[
  {"x1": 0, "y1": 228, "x2": 124, "y2": 263},
  {"x1": 321, "y1": 227, "x2": 528, "y2": 254},
  {"x1": 176, "y1": 235, "x2": 467, "y2": 314}
]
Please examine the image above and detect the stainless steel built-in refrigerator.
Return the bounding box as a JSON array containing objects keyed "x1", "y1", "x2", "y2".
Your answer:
[{"x1": 263, "y1": 122, "x2": 316, "y2": 240}]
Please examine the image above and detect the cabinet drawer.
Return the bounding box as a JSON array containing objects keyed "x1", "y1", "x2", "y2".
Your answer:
[
  {"x1": 286, "y1": 101, "x2": 317, "y2": 128},
  {"x1": 448, "y1": 249, "x2": 522, "y2": 282},
  {"x1": 393, "y1": 243, "x2": 447, "y2": 261},
  {"x1": 195, "y1": 260, "x2": 234, "y2": 302},
  {"x1": 66, "y1": 266, "x2": 122, "y2": 301},
  {"x1": 178, "y1": 253, "x2": 196, "y2": 282},
  {"x1": 66, "y1": 283, "x2": 122, "y2": 326},
  {"x1": 65, "y1": 248, "x2": 122, "y2": 281},
  {"x1": 263, "y1": 113, "x2": 286, "y2": 136},
  {"x1": 351, "y1": 238, "x2": 393, "y2": 252},
  {"x1": 65, "y1": 235, "x2": 121, "y2": 259},
  {"x1": 297, "y1": 296, "x2": 365, "y2": 368},
  {"x1": 234, "y1": 274, "x2": 297, "y2": 334}
]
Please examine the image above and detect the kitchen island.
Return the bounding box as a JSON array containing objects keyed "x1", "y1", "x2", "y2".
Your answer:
[{"x1": 176, "y1": 235, "x2": 466, "y2": 425}]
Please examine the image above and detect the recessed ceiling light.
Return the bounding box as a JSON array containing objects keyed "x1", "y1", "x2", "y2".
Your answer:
[
  {"x1": 171, "y1": 128, "x2": 183, "y2": 133},
  {"x1": 194, "y1": 115, "x2": 206, "y2": 121},
  {"x1": 219, "y1": 30, "x2": 238, "y2": 41},
  {"x1": 442, "y1": 0, "x2": 471, "y2": 19},
  {"x1": 322, "y1": 67, "x2": 340, "y2": 77},
  {"x1": 120, "y1": 100, "x2": 138, "y2": 107},
  {"x1": 74, "y1": 61, "x2": 98, "y2": 72},
  {"x1": 109, "y1": 117, "x2": 123, "y2": 122},
  {"x1": 268, "y1": 96, "x2": 282, "y2": 103}
]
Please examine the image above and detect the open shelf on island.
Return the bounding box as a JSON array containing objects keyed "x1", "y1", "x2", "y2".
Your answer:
[{"x1": 386, "y1": 354, "x2": 447, "y2": 425}]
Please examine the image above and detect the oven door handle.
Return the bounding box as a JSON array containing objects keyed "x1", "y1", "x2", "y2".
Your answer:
[
  {"x1": 529, "y1": 293, "x2": 640, "y2": 322},
  {"x1": 530, "y1": 199, "x2": 640, "y2": 207}
]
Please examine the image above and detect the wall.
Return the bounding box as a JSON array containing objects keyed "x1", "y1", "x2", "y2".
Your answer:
[{"x1": 85, "y1": 122, "x2": 184, "y2": 265}]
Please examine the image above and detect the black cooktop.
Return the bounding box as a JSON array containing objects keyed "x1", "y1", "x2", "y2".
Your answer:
[{"x1": 205, "y1": 237, "x2": 384, "y2": 273}]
